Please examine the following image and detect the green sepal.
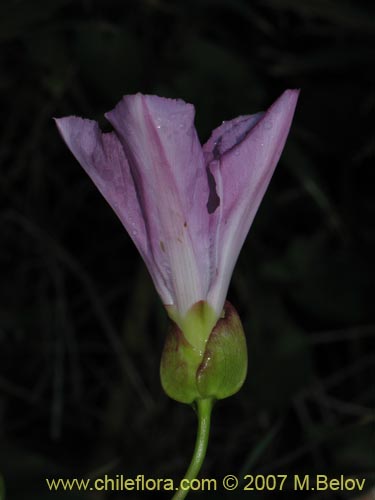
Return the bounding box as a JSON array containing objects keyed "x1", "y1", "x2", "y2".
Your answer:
[
  {"x1": 197, "y1": 302, "x2": 247, "y2": 399},
  {"x1": 165, "y1": 301, "x2": 218, "y2": 352},
  {"x1": 160, "y1": 301, "x2": 247, "y2": 404},
  {"x1": 160, "y1": 325, "x2": 202, "y2": 404}
]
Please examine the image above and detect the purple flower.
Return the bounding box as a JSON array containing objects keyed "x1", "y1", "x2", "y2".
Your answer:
[{"x1": 55, "y1": 90, "x2": 299, "y2": 323}]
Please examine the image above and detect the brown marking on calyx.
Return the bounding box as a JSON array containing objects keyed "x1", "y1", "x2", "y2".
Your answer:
[
  {"x1": 196, "y1": 348, "x2": 212, "y2": 378},
  {"x1": 160, "y1": 240, "x2": 165, "y2": 252},
  {"x1": 188, "y1": 300, "x2": 207, "y2": 319},
  {"x1": 203, "y1": 301, "x2": 234, "y2": 346},
  {"x1": 163, "y1": 322, "x2": 189, "y2": 354}
]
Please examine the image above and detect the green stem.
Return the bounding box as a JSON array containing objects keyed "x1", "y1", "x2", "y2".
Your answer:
[{"x1": 172, "y1": 398, "x2": 213, "y2": 500}]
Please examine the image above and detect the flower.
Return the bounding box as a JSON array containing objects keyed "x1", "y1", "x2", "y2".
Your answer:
[{"x1": 55, "y1": 90, "x2": 299, "y2": 346}]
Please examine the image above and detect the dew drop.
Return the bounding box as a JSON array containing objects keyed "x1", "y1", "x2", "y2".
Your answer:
[{"x1": 155, "y1": 117, "x2": 164, "y2": 130}]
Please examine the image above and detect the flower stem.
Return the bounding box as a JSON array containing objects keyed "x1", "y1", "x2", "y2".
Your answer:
[{"x1": 172, "y1": 398, "x2": 213, "y2": 500}]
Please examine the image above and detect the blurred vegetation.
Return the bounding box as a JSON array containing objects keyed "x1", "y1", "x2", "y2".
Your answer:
[{"x1": 0, "y1": 0, "x2": 374, "y2": 498}]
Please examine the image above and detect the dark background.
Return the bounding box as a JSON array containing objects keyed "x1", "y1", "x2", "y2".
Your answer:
[{"x1": 0, "y1": 0, "x2": 374, "y2": 498}]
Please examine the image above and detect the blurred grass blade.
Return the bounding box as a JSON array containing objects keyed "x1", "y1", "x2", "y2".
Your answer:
[{"x1": 239, "y1": 421, "x2": 282, "y2": 477}]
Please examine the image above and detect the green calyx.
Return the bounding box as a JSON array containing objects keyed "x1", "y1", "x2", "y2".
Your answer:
[
  {"x1": 160, "y1": 301, "x2": 247, "y2": 404},
  {"x1": 165, "y1": 301, "x2": 218, "y2": 353}
]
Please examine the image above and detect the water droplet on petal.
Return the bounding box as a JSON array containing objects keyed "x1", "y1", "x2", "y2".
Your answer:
[{"x1": 155, "y1": 117, "x2": 164, "y2": 130}]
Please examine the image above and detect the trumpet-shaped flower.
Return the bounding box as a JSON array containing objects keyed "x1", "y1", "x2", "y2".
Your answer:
[
  {"x1": 56, "y1": 89, "x2": 299, "y2": 498},
  {"x1": 55, "y1": 90, "x2": 298, "y2": 349}
]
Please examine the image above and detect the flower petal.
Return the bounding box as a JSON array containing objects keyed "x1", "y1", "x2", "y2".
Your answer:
[
  {"x1": 203, "y1": 112, "x2": 264, "y2": 165},
  {"x1": 54, "y1": 116, "x2": 174, "y2": 305},
  {"x1": 205, "y1": 89, "x2": 300, "y2": 314},
  {"x1": 105, "y1": 94, "x2": 211, "y2": 315}
]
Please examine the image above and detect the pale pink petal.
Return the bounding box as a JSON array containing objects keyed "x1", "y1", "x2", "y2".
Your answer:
[
  {"x1": 54, "y1": 116, "x2": 174, "y2": 305},
  {"x1": 203, "y1": 112, "x2": 264, "y2": 165},
  {"x1": 205, "y1": 89, "x2": 300, "y2": 314},
  {"x1": 105, "y1": 94, "x2": 211, "y2": 314}
]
